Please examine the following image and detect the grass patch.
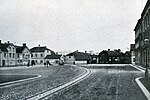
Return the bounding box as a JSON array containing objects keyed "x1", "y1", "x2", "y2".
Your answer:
[
  {"x1": 140, "y1": 77, "x2": 150, "y2": 92},
  {"x1": 0, "y1": 75, "x2": 38, "y2": 84}
]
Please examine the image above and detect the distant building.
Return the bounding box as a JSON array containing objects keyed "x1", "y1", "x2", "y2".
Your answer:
[
  {"x1": 65, "y1": 51, "x2": 91, "y2": 64},
  {"x1": 16, "y1": 43, "x2": 31, "y2": 65},
  {"x1": 44, "y1": 54, "x2": 61, "y2": 65},
  {"x1": 122, "y1": 51, "x2": 131, "y2": 64},
  {"x1": 30, "y1": 45, "x2": 55, "y2": 65},
  {"x1": 0, "y1": 41, "x2": 16, "y2": 66},
  {"x1": 98, "y1": 49, "x2": 131, "y2": 64},
  {"x1": 130, "y1": 44, "x2": 135, "y2": 64},
  {"x1": 90, "y1": 54, "x2": 98, "y2": 64},
  {"x1": 98, "y1": 50, "x2": 108, "y2": 64}
]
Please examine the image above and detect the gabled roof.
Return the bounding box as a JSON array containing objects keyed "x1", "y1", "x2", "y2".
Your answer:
[
  {"x1": 16, "y1": 45, "x2": 30, "y2": 53},
  {"x1": 107, "y1": 51, "x2": 122, "y2": 57},
  {"x1": 30, "y1": 46, "x2": 55, "y2": 54},
  {"x1": 0, "y1": 42, "x2": 15, "y2": 52},
  {"x1": 66, "y1": 51, "x2": 91, "y2": 61},
  {"x1": 45, "y1": 54, "x2": 61, "y2": 59},
  {"x1": 0, "y1": 43, "x2": 8, "y2": 52}
]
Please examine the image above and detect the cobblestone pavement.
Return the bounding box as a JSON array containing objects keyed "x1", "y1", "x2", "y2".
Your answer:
[{"x1": 46, "y1": 65, "x2": 147, "y2": 100}]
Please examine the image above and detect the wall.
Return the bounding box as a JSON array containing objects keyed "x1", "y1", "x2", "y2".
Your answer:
[{"x1": 65, "y1": 56, "x2": 75, "y2": 64}]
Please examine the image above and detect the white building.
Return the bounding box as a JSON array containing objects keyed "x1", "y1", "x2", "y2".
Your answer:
[
  {"x1": 65, "y1": 51, "x2": 91, "y2": 65},
  {"x1": 44, "y1": 54, "x2": 62, "y2": 65},
  {"x1": 0, "y1": 41, "x2": 16, "y2": 66},
  {"x1": 30, "y1": 45, "x2": 55, "y2": 65},
  {"x1": 16, "y1": 43, "x2": 31, "y2": 65}
]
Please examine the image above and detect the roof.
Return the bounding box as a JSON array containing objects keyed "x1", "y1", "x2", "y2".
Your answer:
[
  {"x1": 0, "y1": 43, "x2": 8, "y2": 52},
  {"x1": 107, "y1": 51, "x2": 122, "y2": 57},
  {"x1": 16, "y1": 46, "x2": 29, "y2": 53},
  {"x1": 66, "y1": 51, "x2": 91, "y2": 61},
  {"x1": 30, "y1": 46, "x2": 55, "y2": 54},
  {"x1": 45, "y1": 54, "x2": 61, "y2": 59}
]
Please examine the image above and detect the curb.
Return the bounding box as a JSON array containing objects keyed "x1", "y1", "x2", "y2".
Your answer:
[
  {"x1": 26, "y1": 67, "x2": 91, "y2": 100},
  {"x1": 0, "y1": 75, "x2": 42, "y2": 88},
  {"x1": 135, "y1": 77, "x2": 150, "y2": 100},
  {"x1": 130, "y1": 64, "x2": 145, "y2": 72},
  {"x1": 131, "y1": 64, "x2": 150, "y2": 100}
]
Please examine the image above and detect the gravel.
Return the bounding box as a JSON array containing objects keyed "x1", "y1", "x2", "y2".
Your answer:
[
  {"x1": 0, "y1": 65, "x2": 85, "y2": 100},
  {"x1": 47, "y1": 65, "x2": 147, "y2": 100}
]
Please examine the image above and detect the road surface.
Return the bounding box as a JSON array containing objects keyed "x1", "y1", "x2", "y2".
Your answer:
[{"x1": 46, "y1": 65, "x2": 147, "y2": 100}]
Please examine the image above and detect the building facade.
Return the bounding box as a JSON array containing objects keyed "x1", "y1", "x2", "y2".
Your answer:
[
  {"x1": 30, "y1": 45, "x2": 55, "y2": 65},
  {"x1": 134, "y1": 0, "x2": 150, "y2": 67},
  {"x1": 130, "y1": 44, "x2": 135, "y2": 64},
  {"x1": 16, "y1": 43, "x2": 31, "y2": 65},
  {"x1": 44, "y1": 54, "x2": 61, "y2": 65},
  {"x1": 0, "y1": 41, "x2": 16, "y2": 66},
  {"x1": 65, "y1": 51, "x2": 91, "y2": 64}
]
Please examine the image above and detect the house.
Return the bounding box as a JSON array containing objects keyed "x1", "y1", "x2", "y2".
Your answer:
[
  {"x1": 107, "y1": 49, "x2": 122, "y2": 64},
  {"x1": 0, "y1": 41, "x2": 8, "y2": 66},
  {"x1": 65, "y1": 51, "x2": 91, "y2": 64},
  {"x1": 30, "y1": 45, "x2": 55, "y2": 65},
  {"x1": 122, "y1": 51, "x2": 131, "y2": 64},
  {"x1": 90, "y1": 54, "x2": 98, "y2": 64},
  {"x1": 16, "y1": 43, "x2": 31, "y2": 65},
  {"x1": 0, "y1": 41, "x2": 16, "y2": 66},
  {"x1": 98, "y1": 50, "x2": 108, "y2": 64},
  {"x1": 44, "y1": 54, "x2": 62, "y2": 65},
  {"x1": 98, "y1": 49, "x2": 122, "y2": 64}
]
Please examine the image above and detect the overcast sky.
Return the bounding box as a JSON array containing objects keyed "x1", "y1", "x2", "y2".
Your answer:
[{"x1": 0, "y1": 0, "x2": 147, "y2": 53}]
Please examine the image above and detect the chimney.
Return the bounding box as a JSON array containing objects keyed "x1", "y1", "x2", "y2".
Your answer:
[
  {"x1": 7, "y1": 41, "x2": 10, "y2": 44},
  {"x1": 108, "y1": 49, "x2": 110, "y2": 51},
  {"x1": 23, "y1": 43, "x2": 26, "y2": 47},
  {"x1": 85, "y1": 51, "x2": 87, "y2": 53},
  {"x1": 38, "y1": 44, "x2": 40, "y2": 47},
  {"x1": 0, "y1": 40, "x2": 1, "y2": 44}
]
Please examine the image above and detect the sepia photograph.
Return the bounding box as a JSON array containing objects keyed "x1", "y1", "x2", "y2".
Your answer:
[{"x1": 0, "y1": 0, "x2": 150, "y2": 100}]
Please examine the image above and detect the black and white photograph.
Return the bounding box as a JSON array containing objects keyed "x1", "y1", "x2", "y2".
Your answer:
[{"x1": 0, "y1": 0, "x2": 150, "y2": 100}]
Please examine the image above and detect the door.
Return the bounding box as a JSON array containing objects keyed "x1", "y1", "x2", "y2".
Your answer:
[{"x1": 2, "y1": 60, "x2": 5, "y2": 66}]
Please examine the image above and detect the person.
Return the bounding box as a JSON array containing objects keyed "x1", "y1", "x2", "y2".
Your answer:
[
  {"x1": 27, "y1": 61, "x2": 30, "y2": 67},
  {"x1": 44, "y1": 62, "x2": 46, "y2": 67}
]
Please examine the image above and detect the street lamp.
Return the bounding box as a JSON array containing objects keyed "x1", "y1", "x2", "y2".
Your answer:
[{"x1": 144, "y1": 38, "x2": 149, "y2": 78}]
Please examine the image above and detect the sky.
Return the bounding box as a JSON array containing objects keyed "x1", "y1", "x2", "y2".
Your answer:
[{"x1": 0, "y1": 0, "x2": 148, "y2": 53}]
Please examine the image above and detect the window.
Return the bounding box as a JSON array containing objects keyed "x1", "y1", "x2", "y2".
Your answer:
[
  {"x1": 133, "y1": 58, "x2": 135, "y2": 62},
  {"x1": 9, "y1": 53, "x2": 11, "y2": 58},
  {"x1": 41, "y1": 54, "x2": 43, "y2": 57},
  {"x1": 13, "y1": 53, "x2": 15, "y2": 58},
  {"x1": 4, "y1": 53, "x2": 6, "y2": 58},
  {"x1": 40, "y1": 60, "x2": 43, "y2": 64},
  {"x1": 35, "y1": 54, "x2": 37, "y2": 57},
  {"x1": 23, "y1": 54, "x2": 24, "y2": 58},
  {"x1": 47, "y1": 50, "x2": 49, "y2": 53},
  {"x1": 13, "y1": 48, "x2": 15, "y2": 52},
  {"x1": 69, "y1": 56, "x2": 71, "y2": 58},
  {"x1": 9, "y1": 47, "x2": 11, "y2": 51},
  {"x1": 18, "y1": 54, "x2": 19, "y2": 58}
]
